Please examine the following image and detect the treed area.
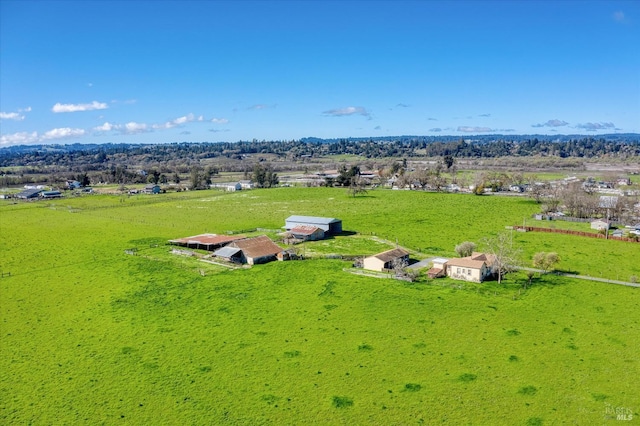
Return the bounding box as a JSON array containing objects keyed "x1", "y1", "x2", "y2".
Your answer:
[{"x1": 1, "y1": 135, "x2": 638, "y2": 187}]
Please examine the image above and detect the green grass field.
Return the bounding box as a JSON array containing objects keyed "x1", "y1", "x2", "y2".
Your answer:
[{"x1": 1, "y1": 187, "x2": 638, "y2": 424}]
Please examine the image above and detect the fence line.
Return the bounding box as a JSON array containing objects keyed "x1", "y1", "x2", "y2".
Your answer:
[{"x1": 514, "y1": 226, "x2": 639, "y2": 243}]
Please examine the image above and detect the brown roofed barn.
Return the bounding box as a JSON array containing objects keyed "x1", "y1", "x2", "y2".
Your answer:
[
  {"x1": 363, "y1": 248, "x2": 410, "y2": 272},
  {"x1": 227, "y1": 235, "x2": 283, "y2": 265}
]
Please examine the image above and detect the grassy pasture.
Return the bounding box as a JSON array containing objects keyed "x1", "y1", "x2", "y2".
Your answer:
[{"x1": 1, "y1": 187, "x2": 639, "y2": 424}]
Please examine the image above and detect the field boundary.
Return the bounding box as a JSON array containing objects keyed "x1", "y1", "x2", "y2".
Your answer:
[{"x1": 513, "y1": 225, "x2": 640, "y2": 243}]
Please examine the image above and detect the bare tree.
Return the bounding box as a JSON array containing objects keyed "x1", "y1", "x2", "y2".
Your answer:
[
  {"x1": 483, "y1": 232, "x2": 521, "y2": 284},
  {"x1": 391, "y1": 257, "x2": 418, "y2": 282}
]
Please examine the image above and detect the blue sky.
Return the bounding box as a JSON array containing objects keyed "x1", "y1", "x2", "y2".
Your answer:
[{"x1": 1, "y1": 0, "x2": 638, "y2": 146}]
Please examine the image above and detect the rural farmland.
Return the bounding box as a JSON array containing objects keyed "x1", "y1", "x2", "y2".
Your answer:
[{"x1": 1, "y1": 187, "x2": 638, "y2": 424}]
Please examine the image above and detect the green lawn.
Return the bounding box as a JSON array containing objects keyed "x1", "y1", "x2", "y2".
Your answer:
[{"x1": 1, "y1": 187, "x2": 638, "y2": 424}]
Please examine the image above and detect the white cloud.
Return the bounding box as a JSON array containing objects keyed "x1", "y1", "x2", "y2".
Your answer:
[
  {"x1": 323, "y1": 106, "x2": 370, "y2": 117},
  {"x1": 41, "y1": 127, "x2": 86, "y2": 140},
  {"x1": 1, "y1": 106, "x2": 31, "y2": 121},
  {"x1": 93, "y1": 122, "x2": 118, "y2": 132},
  {"x1": 613, "y1": 11, "x2": 625, "y2": 22},
  {"x1": 211, "y1": 117, "x2": 229, "y2": 124},
  {"x1": 52, "y1": 101, "x2": 108, "y2": 113},
  {"x1": 124, "y1": 122, "x2": 148, "y2": 133},
  {"x1": 173, "y1": 113, "x2": 194, "y2": 125},
  {"x1": 430, "y1": 128, "x2": 443, "y2": 132},
  {"x1": 249, "y1": 104, "x2": 276, "y2": 110},
  {"x1": 153, "y1": 113, "x2": 201, "y2": 130},
  {"x1": 458, "y1": 126, "x2": 493, "y2": 133},
  {"x1": 0, "y1": 131, "x2": 39, "y2": 145},
  {"x1": 575, "y1": 122, "x2": 615, "y2": 131},
  {"x1": 0, "y1": 112, "x2": 25, "y2": 121},
  {"x1": 532, "y1": 119, "x2": 569, "y2": 128}
]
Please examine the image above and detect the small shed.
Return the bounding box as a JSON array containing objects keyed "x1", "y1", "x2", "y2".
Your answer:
[
  {"x1": 591, "y1": 219, "x2": 610, "y2": 231},
  {"x1": 285, "y1": 215, "x2": 342, "y2": 235},
  {"x1": 427, "y1": 257, "x2": 449, "y2": 278},
  {"x1": 213, "y1": 246, "x2": 243, "y2": 263},
  {"x1": 142, "y1": 184, "x2": 161, "y2": 194},
  {"x1": 41, "y1": 190, "x2": 62, "y2": 199},
  {"x1": 289, "y1": 225, "x2": 325, "y2": 241},
  {"x1": 363, "y1": 248, "x2": 410, "y2": 272},
  {"x1": 239, "y1": 180, "x2": 255, "y2": 189}
]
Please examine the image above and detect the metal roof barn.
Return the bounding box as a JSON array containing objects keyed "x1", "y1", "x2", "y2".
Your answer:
[{"x1": 285, "y1": 215, "x2": 342, "y2": 235}]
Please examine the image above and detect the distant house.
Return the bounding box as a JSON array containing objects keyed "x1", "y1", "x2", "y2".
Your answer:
[
  {"x1": 169, "y1": 234, "x2": 245, "y2": 251},
  {"x1": 427, "y1": 257, "x2": 449, "y2": 278},
  {"x1": 15, "y1": 188, "x2": 42, "y2": 199},
  {"x1": 65, "y1": 180, "x2": 81, "y2": 190},
  {"x1": 225, "y1": 235, "x2": 283, "y2": 265},
  {"x1": 142, "y1": 184, "x2": 161, "y2": 194},
  {"x1": 591, "y1": 219, "x2": 610, "y2": 231},
  {"x1": 289, "y1": 225, "x2": 325, "y2": 241},
  {"x1": 285, "y1": 215, "x2": 342, "y2": 235},
  {"x1": 616, "y1": 178, "x2": 631, "y2": 186},
  {"x1": 239, "y1": 180, "x2": 255, "y2": 190},
  {"x1": 363, "y1": 247, "x2": 410, "y2": 272},
  {"x1": 445, "y1": 252, "x2": 495, "y2": 283},
  {"x1": 211, "y1": 182, "x2": 242, "y2": 191},
  {"x1": 41, "y1": 190, "x2": 62, "y2": 199}
]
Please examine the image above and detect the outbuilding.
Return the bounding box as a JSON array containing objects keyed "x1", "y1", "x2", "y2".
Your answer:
[
  {"x1": 285, "y1": 215, "x2": 342, "y2": 235},
  {"x1": 213, "y1": 246, "x2": 243, "y2": 263},
  {"x1": 168, "y1": 234, "x2": 245, "y2": 251},
  {"x1": 15, "y1": 188, "x2": 42, "y2": 199},
  {"x1": 211, "y1": 182, "x2": 242, "y2": 191},
  {"x1": 363, "y1": 247, "x2": 410, "y2": 272},
  {"x1": 427, "y1": 257, "x2": 449, "y2": 278},
  {"x1": 590, "y1": 219, "x2": 610, "y2": 231},
  {"x1": 142, "y1": 184, "x2": 161, "y2": 194},
  {"x1": 226, "y1": 235, "x2": 283, "y2": 265},
  {"x1": 289, "y1": 225, "x2": 325, "y2": 241},
  {"x1": 41, "y1": 190, "x2": 62, "y2": 199}
]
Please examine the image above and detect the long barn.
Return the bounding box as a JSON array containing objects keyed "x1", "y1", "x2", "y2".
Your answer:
[{"x1": 284, "y1": 215, "x2": 342, "y2": 235}]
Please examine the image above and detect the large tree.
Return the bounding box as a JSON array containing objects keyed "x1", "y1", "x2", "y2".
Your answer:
[
  {"x1": 348, "y1": 177, "x2": 368, "y2": 198},
  {"x1": 252, "y1": 164, "x2": 278, "y2": 188},
  {"x1": 455, "y1": 241, "x2": 476, "y2": 257},
  {"x1": 532, "y1": 252, "x2": 560, "y2": 273}
]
